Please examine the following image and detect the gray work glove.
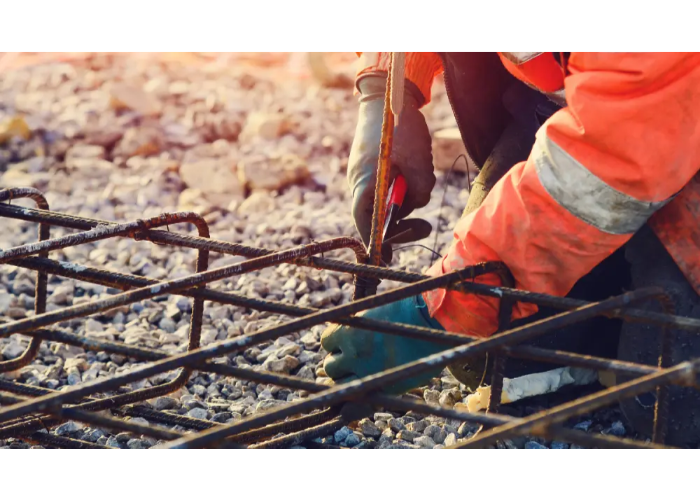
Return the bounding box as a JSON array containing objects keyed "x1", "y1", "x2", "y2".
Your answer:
[{"x1": 348, "y1": 75, "x2": 435, "y2": 250}]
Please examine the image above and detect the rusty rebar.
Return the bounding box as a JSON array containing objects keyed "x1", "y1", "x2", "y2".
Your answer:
[
  {"x1": 0, "y1": 188, "x2": 50, "y2": 372},
  {"x1": 4, "y1": 254, "x2": 683, "y2": 384},
  {"x1": 0, "y1": 391, "x2": 183, "y2": 441},
  {"x1": 366, "y1": 59, "x2": 396, "y2": 269},
  {"x1": 652, "y1": 293, "x2": 676, "y2": 444},
  {"x1": 25, "y1": 432, "x2": 114, "y2": 449},
  {"x1": 248, "y1": 417, "x2": 345, "y2": 449},
  {"x1": 0, "y1": 238, "x2": 382, "y2": 339},
  {"x1": 6, "y1": 202, "x2": 700, "y2": 332}
]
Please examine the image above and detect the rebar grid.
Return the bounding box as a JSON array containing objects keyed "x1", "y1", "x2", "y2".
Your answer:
[{"x1": 2, "y1": 187, "x2": 700, "y2": 449}]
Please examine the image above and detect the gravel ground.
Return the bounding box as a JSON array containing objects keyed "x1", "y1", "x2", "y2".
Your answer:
[{"x1": 0, "y1": 54, "x2": 639, "y2": 449}]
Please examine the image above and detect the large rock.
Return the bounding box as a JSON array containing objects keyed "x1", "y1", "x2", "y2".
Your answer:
[
  {"x1": 64, "y1": 157, "x2": 115, "y2": 178},
  {"x1": 65, "y1": 144, "x2": 112, "y2": 177},
  {"x1": 110, "y1": 83, "x2": 161, "y2": 116},
  {"x1": 432, "y1": 127, "x2": 476, "y2": 174},
  {"x1": 0, "y1": 169, "x2": 50, "y2": 189},
  {"x1": 240, "y1": 112, "x2": 290, "y2": 141},
  {"x1": 65, "y1": 144, "x2": 106, "y2": 162},
  {"x1": 177, "y1": 188, "x2": 204, "y2": 211},
  {"x1": 237, "y1": 190, "x2": 276, "y2": 215},
  {"x1": 0, "y1": 116, "x2": 31, "y2": 145},
  {"x1": 113, "y1": 126, "x2": 165, "y2": 158},
  {"x1": 238, "y1": 154, "x2": 309, "y2": 191},
  {"x1": 178, "y1": 158, "x2": 245, "y2": 207}
]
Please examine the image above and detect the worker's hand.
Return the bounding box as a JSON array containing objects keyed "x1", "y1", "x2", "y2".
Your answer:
[
  {"x1": 321, "y1": 295, "x2": 447, "y2": 394},
  {"x1": 348, "y1": 75, "x2": 435, "y2": 247}
]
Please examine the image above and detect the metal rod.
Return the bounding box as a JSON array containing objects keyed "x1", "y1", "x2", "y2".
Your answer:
[
  {"x1": 0, "y1": 392, "x2": 183, "y2": 441},
  {"x1": 366, "y1": 60, "x2": 396, "y2": 268},
  {"x1": 0, "y1": 188, "x2": 50, "y2": 372},
  {"x1": 6, "y1": 255, "x2": 679, "y2": 382},
  {"x1": 6, "y1": 203, "x2": 700, "y2": 332},
  {"x1": 0, "y1": 238, "x2": 380, "y2": 339}
]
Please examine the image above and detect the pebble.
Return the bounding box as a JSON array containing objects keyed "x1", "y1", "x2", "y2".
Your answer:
[
  {"x1": 444, "y1": 433, "x2": 458, "y2": 447},
  {"x1": 334, "y1": 426, "x2": 352, "y2": 443},
  {"x1": 407, "y1": 420, "x2": 428, "y2": 434},
  {"x1": 152, "y1": 397, "x2": 178, "y2": 411},
  {"x1": 187, "y1": 408, "x2": 209, "y2": 420},
  {"x1": 1, "y1": 342, "x2": 26, "y2": 360},
  {"x1": 573, "y1": 420, "x2": 592, "y2": 432},
  {"x1": 0, "y1": 291, "x2": 12, "y2": 313},
  {"x1": 263, "y1": 355, "x2": 300, "y2": 374},
  {"x1": 374, "y1": 412, "x2": 394, "y2": 421},
  {"x1": 388, "y1": 418, "x2": 406, "y2": 433},
  {"x1": 85, "y1": 319, "x2": 104, "y2": 334},
  {"x1": 414, "y1": 436, "x2": 437, "y2": 449},
  {"x1": 457, "y1": 422, "x2": 477, "y2": 438},
  {"x1": 85, "y1": 429, "x2": 106, "y2": 443},
  {"x1": 55, "y1": 421, "x2": 82, "y2": 436},
  {"x1": 396, "y1": 430, "x2": 420, "y2": 442},
  {"x1": 525, "y1": 441, "x2": 549, "y2": 449},
  {"x1": 211, "y1": 412, "x2": 233, "y2": 423},
  {"x1": 127, "y1": 439, "x2": 149, "y2": 449},
  {"x1": 423, "y1": 424, "x2": 441, "y2": 440},
  {"x1": 502, "y1": 439, "x2": 518, "y2": 449},
  {"x1": 438, "y1": 389, "x2": 459, "y2": 408},
  {"x1": 255, "y1": 399, "x2": 287, "y2": 412},
  {"x1": 551, "y1": 441, "x2": 569, "y2": 449},
  {"x1": 192, "y1": 384, "x2": 207, "y2": 397},
  {"x1": 184, "y1": 398, "x2": 207, "y2": 411},
  {"x1": 424, "y1": 389, "x2": 440, "y2": 405},
  {"x1": 432, "y1": 428, "x2": 448, "y2": 445},
  {"x1": 106, "y1": 437, "x2": 122, "y2": 448},
  {"x1": 359, "y1": 418, "x2": 381, "y2": 438},
  {"x1": 605, "y1": 421, "x2": 626, "y2": 437},
  {"x1": 344, "y1": 433, "x2": 361, "y2": 448}
]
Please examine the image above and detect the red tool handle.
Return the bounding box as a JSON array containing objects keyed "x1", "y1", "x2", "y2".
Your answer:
[{"x1": 388, "y1": 174, "x2": 407, "y2": 208}]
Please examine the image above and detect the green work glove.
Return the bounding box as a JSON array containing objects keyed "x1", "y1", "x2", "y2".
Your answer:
[
  {"x1": 348, "y1": 75, "x2": 435, "y2": 248},
  {"x1": 321, "y1": 295, "x2": 448, "y2": 394}
]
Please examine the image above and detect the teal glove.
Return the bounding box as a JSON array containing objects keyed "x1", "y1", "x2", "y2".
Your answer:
[
  {"x1": 321, "y1": 295, "x2": 448, "y2": 394},
  {"x1": 348, "y1": 75, "x2": 435, "y2": 248}
]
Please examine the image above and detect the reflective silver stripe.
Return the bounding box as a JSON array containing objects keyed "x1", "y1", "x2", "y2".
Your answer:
[
  {"x1": 533, "y1": 133, "x2": 672, "y2": 235},
  {"x1": 501, "y1": 52, "x2": 542, "y2": 64},
  {"x1": 545, "y1": 88, "x2": 567, "y2": 107}
]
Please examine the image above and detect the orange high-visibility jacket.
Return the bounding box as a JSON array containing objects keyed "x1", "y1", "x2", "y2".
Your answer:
[{"x1": 357, "y1": 52, "x2": 700, "y2": 337}]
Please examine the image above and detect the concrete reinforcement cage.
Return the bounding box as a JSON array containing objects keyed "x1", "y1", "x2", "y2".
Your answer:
[{"x1": 1, "y1": 186, "x2": 699, "y2": 449}]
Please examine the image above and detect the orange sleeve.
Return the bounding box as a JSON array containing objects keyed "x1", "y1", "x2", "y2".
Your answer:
[
  {"x1": 423, "y1": 52, "x2": 700, "y2": 337},
  {"x1": 355, "y1": 52, "x2": 443, "y2": 105}
]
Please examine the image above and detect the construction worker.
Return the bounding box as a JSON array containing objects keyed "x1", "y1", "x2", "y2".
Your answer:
[{"x1": 321, "y1": 53, "x2": 700, "y2": 446}]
